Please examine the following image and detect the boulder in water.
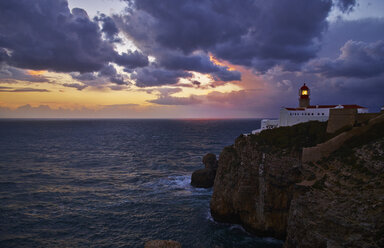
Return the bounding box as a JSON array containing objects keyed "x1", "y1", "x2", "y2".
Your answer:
[{"x1": 191, "y1": 153, "x2": 218, "y2": 188}]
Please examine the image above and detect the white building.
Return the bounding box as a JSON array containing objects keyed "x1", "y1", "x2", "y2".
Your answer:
[{"x1": 252, "y1": 84, "x2": 368, "y2": 134}]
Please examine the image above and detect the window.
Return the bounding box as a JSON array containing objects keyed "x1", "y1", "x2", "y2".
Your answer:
[{"x1": 322, "y1": 113, "x2": 324, "y2": 115}]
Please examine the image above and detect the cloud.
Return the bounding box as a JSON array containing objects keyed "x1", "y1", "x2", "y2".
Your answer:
[
  {"x1": 70, "y1": 72, "x2": 97, "y2": 81},
  {"x1": 148, "y1": 95, "x2": 201, "y2": 105},
  {"x1": 0, "y1": 104, "x2": 167, "y2": 118},
  {"x1": 0, "y1": 65, "x2": 49, "y2": 83},
  {"x1": 114, "y1": 50, "x2": 149, "y2": 69},
  {"x1": 335, "y1": 0, "x2": 356, "y2": 13},
  {"x1": 62, "y1": 83, "x2": 87, "y2": 91},
  {"x1": 146, "y1": 86, "x2": 201, "y2": 105},
  {"x1": 318, "y1": 18, "x2": 384, "y2": 58},
  {"x1": 94, "y1": 13, "x2": 122, "y2": 43},
  {"x1": 158, "y1": 52, "x2": 241, "y2": 82},
  {"x1": 132, "y1": 67, "x2": 192, "y2": 87},
  {"x1": 119, "y1": 0, "x2": 333, "y2": 72},
  {"x1": 306, "y1": 40, "x2": 384, "y2": 78},
  {"x1": 0, "y1": 0, "x2": 147, "y2": 75},
  {"x1": 0, "y1": 87, "x2": 50, "y2": 92},
  {"x1": 98, "y1": 64, "x2": 118, "y2": 77}
]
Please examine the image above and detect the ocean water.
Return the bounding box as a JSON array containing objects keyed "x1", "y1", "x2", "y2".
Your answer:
[{"x1": 0, "y1": 119, "x2": 282, "y2": 248}]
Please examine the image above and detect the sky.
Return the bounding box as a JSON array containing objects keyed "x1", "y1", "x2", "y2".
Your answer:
[{"x1": 0, "y1": 0, "x2": 383, "y2": 118}]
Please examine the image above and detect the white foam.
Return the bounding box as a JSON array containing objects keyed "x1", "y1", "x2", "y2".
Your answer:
[
  {"x1": 229, "y1": 224, "x2": 247, "y2": 232},
  {"x1": 262, "y1": 237, "x2": 284, "y2": 244},
  {"x1": 144, "y1": 175, "x2": 212, "y2": 196},
  {"x1": 167, "y1": 175, "x2": 191, "y2": 189},
  {"x1": 206, "y1": 209, "x2": 214, "y2": 222}
]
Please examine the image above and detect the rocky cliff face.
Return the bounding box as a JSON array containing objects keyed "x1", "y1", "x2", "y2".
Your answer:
[
  {"x1": 210, "y1": 137, "x2": 302, "y2": 239},
  {"x1": 285, "y1": 132, "x2": 384, "y2": 247},
  {"x1": 210, "y1": 114, "x2": 384, "y2": 247}
]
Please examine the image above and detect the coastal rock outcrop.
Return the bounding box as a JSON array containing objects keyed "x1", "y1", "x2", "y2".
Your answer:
[
  {"x1": 191, "y1": 153, "x2": 218, "y2": 188},
  {"x1": 210, "y1": 114, "x2": 384, "y2": 247},
  {"x1": 285, "y1": 117, "x2": 384, "y2": 248},
  {"x1": 210, "y1": 138, "x2": 302, "y2": 239}
]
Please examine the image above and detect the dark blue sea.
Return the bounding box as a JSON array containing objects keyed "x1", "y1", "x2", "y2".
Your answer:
[{"x1": 0, "y1": 119, "x2": 282, "y2": 248}]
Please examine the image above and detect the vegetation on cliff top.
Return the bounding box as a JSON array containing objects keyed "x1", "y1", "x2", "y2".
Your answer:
[
  {"x1": 333, "y1": 120, "x2": 384, "y2": 157},
  {"x1": 246, "y1": 121, "x2": 350, "y2": 153}
]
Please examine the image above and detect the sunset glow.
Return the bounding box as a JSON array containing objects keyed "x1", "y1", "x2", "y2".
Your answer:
[
  {"x1": 27, "y1": 70, "x2": 46, "y2": 76},
  {"x1": 0, "y1": 0, "x2": 383, "y2": 118}
]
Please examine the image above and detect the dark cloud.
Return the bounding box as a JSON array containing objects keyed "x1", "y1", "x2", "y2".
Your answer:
[
  {"x1": 70, "y1": 72, "x2": 97, "y2": 81},
  {"x1": 0, "y1": 0, "x2": 147, "y2": 76},
  {"x1": 62, "y1": 83, "x2": 87, "y2": 90},
  {"x1": 335, "y1": 0, "x2": 357, "y2": 13},
  {"x1": 0, "y1": 65, "x2": 49, "y2": 82},
  {"x1": 119, "y1": 0, "x2": 333, "y2": 72},
  {"x1": 211, "y1": 68, "x2": 241, "y2": 82},
  {"x1": 94, "y1": 13, "x2": 122, "y2": 43},
  {"x1": 98, "y1": 64, "x2": 117, "y2": 77},
  {"x1": 108, "y1": 85, "x2": 127, "y2": 91},
  {"x1": 0, "y1": 48, "x2": 9, "y2": 62},
  {"x1": 132, "y1": 67, "x2": 192, "y2": 87},
  {"x1": 148, "y1": 95, "x2": 201, "y2": 105},
  {"x1": 318, "y1": 18, "x2": 384, "y2": 58},
  {"x1": 146, "y1": 86, "x2": 201, "y2": 105},
  {"x1": 110, "y1": 76, "x2": 127, "y2": 85},
  {"x1": 158, "y1": 53, "x2": 241, "y2": 81},
  {"x1": 192, "y1": 81, "x2": 201, "y2": 86},
  {"x1": 306, "y1": 40, "x2": 384, "y2": 78},
  {"x1": 114, "y1": 51, "x2": 149, "y2": 68},
  {"x1": 0, "y1": 87, "x2": 50, "y2": 92}
]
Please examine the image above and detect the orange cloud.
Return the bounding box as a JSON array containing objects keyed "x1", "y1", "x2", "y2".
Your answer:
[
  {"x1": 209, "y1": 54, "x2": 236, "y2": 71},
  {"x1": 27, "y1": 70, "x2": 46, "y2": 76}
]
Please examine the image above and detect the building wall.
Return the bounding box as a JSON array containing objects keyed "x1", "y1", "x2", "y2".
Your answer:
[
  {"x1": 279, "y1": 108, "x2": 329, "y2": 127},
  {"x1": 261, "y1": 119, "x2": 279, "y2": 130}
]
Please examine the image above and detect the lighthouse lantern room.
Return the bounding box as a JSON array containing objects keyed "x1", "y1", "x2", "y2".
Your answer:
[{"x1": 299, "y1": 83, "x2": 310, "y2": 107}]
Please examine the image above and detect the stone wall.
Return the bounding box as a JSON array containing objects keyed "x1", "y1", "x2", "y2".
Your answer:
[
  {"x1": 326, "y1": 108, "x2": 357, "y2": 133},
  {"x1": 356, "y1": 113, "x2": 380, "y2": 125},
  {"x1": 303, "y1": 113, "x2": 384, "y2": 163}
]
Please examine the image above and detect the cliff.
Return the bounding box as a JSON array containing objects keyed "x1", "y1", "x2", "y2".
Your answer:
[{"x1": 210, "y1": 114, "x2": 384, "y2": 247}]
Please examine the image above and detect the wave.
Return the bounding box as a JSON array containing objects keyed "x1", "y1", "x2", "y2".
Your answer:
[{"x1": 143, "y1": 174, "x2": 212, "y2": 197}]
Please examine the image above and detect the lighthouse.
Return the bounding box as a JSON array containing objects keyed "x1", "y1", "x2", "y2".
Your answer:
[
  {"x1": 252, "y1": 83, "x2": 369, "y2": 134},
  {"x1": 299, "y1": 83, "x2": 310, "y2": 107}
]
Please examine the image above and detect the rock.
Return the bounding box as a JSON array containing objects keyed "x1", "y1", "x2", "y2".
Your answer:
[
  {"x1": 210, "y1": 140, "x2": 302, "y2": 239},
  {"x1": 284, "y1": 137, "x2": 384, "y2": 248},
  {"x1": 203, "y1": 153, "x2": 218, "y2": 170},
  {"x1": 191, "y1": 153, "x2": 218, "y2": 188},
  {"x1": 210, "y1": 115, "x2": 384, "y2": 247},
  {"x1": 191, "y1": 168, "x2": 216, "y2": 188},
  {"x1": 144, "y1": 240, "x2": 181, "y2": 248}
]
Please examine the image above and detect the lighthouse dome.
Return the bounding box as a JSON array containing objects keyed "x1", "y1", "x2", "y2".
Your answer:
[{"x1": 300, "y1": 83, "x2": 309, "y2": 91}]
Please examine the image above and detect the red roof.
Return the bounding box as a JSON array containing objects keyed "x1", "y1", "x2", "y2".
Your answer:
[
  {"x1": 285, "y1": 104, "x2": 367, "y2": 111},
  {"x1": 300, "y1": 83, "x2": 309, "y2": 90},
  {"x1": 286, "y1": 107, "x2": 306, "y2": 111}
]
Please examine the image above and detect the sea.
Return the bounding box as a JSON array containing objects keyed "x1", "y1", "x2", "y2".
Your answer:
[{"x1": 0, "y1": 119, "x2": 283, "y2": 248}]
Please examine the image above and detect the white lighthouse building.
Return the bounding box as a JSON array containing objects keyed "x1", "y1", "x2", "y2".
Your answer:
[{"x1": 253, "y1": 83, "x2": 368, "y2": 134}]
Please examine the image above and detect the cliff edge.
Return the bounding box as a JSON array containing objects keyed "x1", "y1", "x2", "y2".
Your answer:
[{"x1": 210, "y1": 114, "x2": 384, "y2": 247}]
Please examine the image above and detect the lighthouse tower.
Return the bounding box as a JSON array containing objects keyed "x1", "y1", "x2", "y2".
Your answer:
[{"x1": 299, "y1": 83, "x2": 310, "y2": 107}]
